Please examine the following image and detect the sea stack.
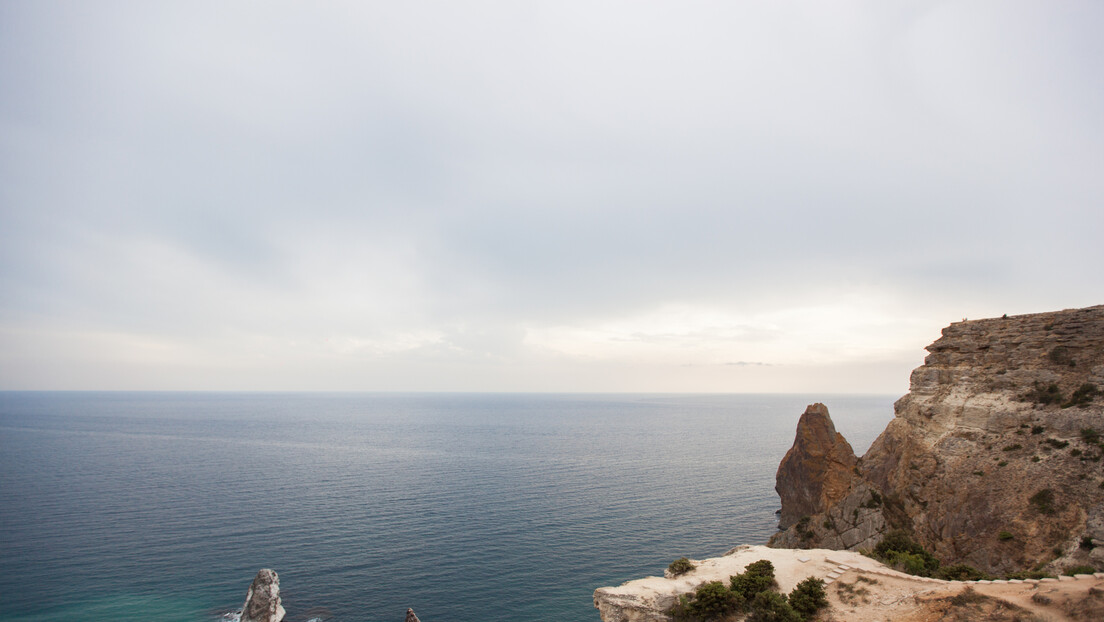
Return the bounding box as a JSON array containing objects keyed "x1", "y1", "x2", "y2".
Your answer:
[
  {"x1": 774, "y1": 403, "x2": 859, "y2": 529},
  {"x1": 240, "y1": 569, "x2": 285, "y2": 622},
  {"x1": 405, "y1": 608, "x2": 421, "y2": 622}
]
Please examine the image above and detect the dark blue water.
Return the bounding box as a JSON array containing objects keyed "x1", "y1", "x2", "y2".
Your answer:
[{"x1": 0, "y1": 392, "x2": 894, "y2": 622}]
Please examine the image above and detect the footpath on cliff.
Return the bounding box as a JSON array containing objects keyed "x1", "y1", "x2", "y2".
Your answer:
[{"x1": 594, "y1": 305, "x2": 1104, "y2": 622}]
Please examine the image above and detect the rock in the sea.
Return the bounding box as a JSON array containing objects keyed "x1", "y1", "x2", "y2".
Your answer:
[
  {"x1": 405, "y1": 608, "x2": 421, "y2": 622},
  {"x1": 771, "y1": 305, "x2": 1104, "y2": 574},
  {"x1": 774, "y1": 403, "x2": 859, "y2": 529},
  {"x1": 241, "y1": 569, "x2": 285, "y2": 622}
]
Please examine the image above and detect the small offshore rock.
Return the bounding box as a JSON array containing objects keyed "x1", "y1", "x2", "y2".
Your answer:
[
  {"x1": 405, "y1": 608, "x2": 421, "y2": 622},
  {"x1": 241, "y1": 569, "x2": 285, "y2": 622}
]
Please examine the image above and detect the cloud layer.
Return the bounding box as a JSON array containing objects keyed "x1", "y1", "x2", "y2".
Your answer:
[{"x1": 2, "y1": 1, "x2": 1102, "y2": 392}]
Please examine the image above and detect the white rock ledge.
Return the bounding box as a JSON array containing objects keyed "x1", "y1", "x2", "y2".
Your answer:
[{"x1": 593, "y1": 546, "x2": 890, "y2": 622}]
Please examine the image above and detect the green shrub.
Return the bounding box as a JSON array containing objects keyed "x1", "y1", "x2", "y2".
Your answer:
[
  {"x1": 1030, "y1": 488, "x2": 1057, "y2": 515},
  {"x1": 747, "y1": 591, "x2": 801, "y2": 622},
  {"x1": 1029, "y1": 382, "x2": 1063, "y2": 405},
  {"x1": 731, "y1": 560, "x2": 777, "y2": 600},
  {"x1": 935, "y1": 564, "x2": 987, "y2": 581},
  {"x1": 1048, "y1": 346, "x2": 1075, "y2": 367},
  {"x1": 1004, "y1": 570, "x2": 1054, "y2": 580},
  {"x1": 1065, "y1": 385, "x2": 1100, "y2": 409},
  {"x1": 1080, "y1": 536, "x2": 1096, "y2": 550},
  {"x1": 1065, "y1": 565, "x2": 1096, "y2": 576},
  {"x1": 1003, "y1": 443, "x2": 1022, "y2": 451},
  {"x1": 1081, "y1": 427, "x2": 1101, "y2": 444},
  {"x1": 998, "y1": 531, "x2": 1014, "y2": 541},
  {"x1": 787, "y1": 577, "x2": 827, "y2": 621},
  {"x1": 1045, "y1": 438, "x2": 1069, "y2": 449},
  {"x1": 1032, "y1": 425, "x2": 1045, "y2": 435},
  {"x1": 668, "y1": 557, "x2": 695, "y2": 576},
  {"x1": 872, "y1": 530, "x2": 940, "y2": 577},
  {"x1": 670, "y1": 580, "x2": 743, "y2": 622}
]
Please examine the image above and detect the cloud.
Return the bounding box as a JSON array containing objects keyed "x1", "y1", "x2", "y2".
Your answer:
[{"x1": 1, "y1": 1, "x2": 1102, "y2": 391}]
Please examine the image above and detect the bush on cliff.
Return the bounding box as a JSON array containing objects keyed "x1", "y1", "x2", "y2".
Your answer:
[
  {"x1": 730, "y1": 559, "x2": 777, "y2": 600},
  {"x1": 670, "y1": 559, "x2": 808, "y2": 622},
  {"x1": 746, "y1": 591, "x2": 801, "y2": 622},
  {"x1": 1029, "y1": 488, "x2": 1057, "y2": 515},
  {"x1": 871, "y1": 530, "x2": 940, "y2": 577},
  {"x1": 935, "y1": 563, "x2": 988, "y2": 581},
  {"x1": 1064, "y1": 384, "x2": 1100, "y2": 409},
  {"x1": 1027, "y1": 381, "x2": 1063, "y2": 405},
  {"x1": 669, "y1": 581, "x2": 743, "y2": 622},
  {"x1": 786, "y1": 577, "x2": 828, "y2": 620},
  {"x1": 668, "y1": 557, "x2": 696, "y2": 576}
]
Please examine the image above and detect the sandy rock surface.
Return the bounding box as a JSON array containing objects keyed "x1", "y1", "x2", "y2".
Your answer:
[{"x1": 594, "y1": 545, "x2": 1104, "y2": 621}]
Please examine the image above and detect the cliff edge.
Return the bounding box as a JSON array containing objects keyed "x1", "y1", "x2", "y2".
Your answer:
[{"x1": 771, "y1": 305, "x2": 1104, "y2": 575}]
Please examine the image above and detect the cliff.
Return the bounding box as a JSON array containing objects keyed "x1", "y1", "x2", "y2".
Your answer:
[{"x1": 771, "y1": 305, "x2": 1104, "y2": 575}]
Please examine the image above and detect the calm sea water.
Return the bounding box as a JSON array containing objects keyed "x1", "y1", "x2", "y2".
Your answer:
[{"x1": 0, "y1": 392, "x2": 894, "y2": 622}]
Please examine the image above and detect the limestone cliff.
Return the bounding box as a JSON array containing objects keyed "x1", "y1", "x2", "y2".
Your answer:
[{"x1": 771, "y1": 305, "x2": 1104, "y2": 575}]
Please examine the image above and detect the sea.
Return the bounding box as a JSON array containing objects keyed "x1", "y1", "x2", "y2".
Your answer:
[{"x1": 0, "y1": 392, "x2": 895, "y2": 622}]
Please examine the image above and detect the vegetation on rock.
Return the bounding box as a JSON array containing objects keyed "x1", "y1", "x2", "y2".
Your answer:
[
  {"x1": 870, "y1": 530, "x2": 940, "y2": 577},
  {"x1": 669, "y1": 559, "x2": 826, "y2": 622},
  {"x1": 730, "y1": 560, "x2": 777, "y2": 600},
  {"x1": 1028, "y1": 381, "x2": 1063, "y2": 405},
  {"x1": 1064, "y1": 564, "x2": 1097, "y2": 576},
  {"x1": 786, "y1": 577, "x2": 828, "y2": 620},
  {"x1": 670, "y1": 581, "x2": 742, "y2": 621},
  {"x1": 935, "y1": 563, "x2": 988, "y2": 581},
  {"x1": 746, "y1": 591, "x2": 800, "y2": 622},
  {"x1": 1065, "y1": 384, "x2": 1100, "y2": 409},
  {"x1": 668, "y1": 557, "x2": 695, "y2": 576},
  {"x1": 1029, "y1": 488, "x2": 1057, "y2": 515}
]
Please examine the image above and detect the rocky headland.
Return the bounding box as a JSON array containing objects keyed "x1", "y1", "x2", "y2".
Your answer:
[
  {"x1": 595, "y1": 305, "x2": 1104, "y2": 621},
  {"x1": 771, "y1": 305, "x2": 1104, "y2": 575}
]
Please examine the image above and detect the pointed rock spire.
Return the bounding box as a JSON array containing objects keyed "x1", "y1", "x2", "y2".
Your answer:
[
  {"x1": 775, "y1": 403, "x2": 859, "y2": 529},
  {"x1": 405, "y1": 608, "x2": 422, "y2": 622},
  {"x1": 240, "y1": 569, "x2": 285, "y2": 622}
]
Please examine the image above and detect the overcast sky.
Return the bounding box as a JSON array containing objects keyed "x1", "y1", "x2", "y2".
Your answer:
[{"x1": 1, "y1": 1, "x2": 1101, "y2": 393}]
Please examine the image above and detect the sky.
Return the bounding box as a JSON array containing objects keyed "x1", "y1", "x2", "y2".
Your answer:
[{"x1": 1, "y1": 1, "x2": 1102, "y2": 393}]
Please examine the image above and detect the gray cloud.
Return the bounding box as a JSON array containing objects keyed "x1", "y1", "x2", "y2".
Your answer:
[{"x1": 2, "y1": 0, "x2": 1102, "y2": 391}]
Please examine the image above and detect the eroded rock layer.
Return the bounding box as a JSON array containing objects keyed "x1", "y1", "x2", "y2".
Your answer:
[{"x1": 771, "y1": 305, "x2": 1104, "y2": 574}]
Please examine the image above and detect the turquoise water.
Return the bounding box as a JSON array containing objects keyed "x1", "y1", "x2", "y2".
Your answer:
[{"x1": 0, "y1": 392, "x2": 894, "y2": 622}]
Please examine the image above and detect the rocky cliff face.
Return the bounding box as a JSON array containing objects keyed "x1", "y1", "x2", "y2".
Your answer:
[{"x1": 771, "y1": 305, "x2": 1104, "y2": 574}]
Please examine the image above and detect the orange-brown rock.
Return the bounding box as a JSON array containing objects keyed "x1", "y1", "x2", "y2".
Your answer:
[
  {"x1": 775, "y1": 403, "x2": 859, "y2": 529},
  {"x1": 771, "y1": 305, "x2": 1104, "y2": 575}
]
